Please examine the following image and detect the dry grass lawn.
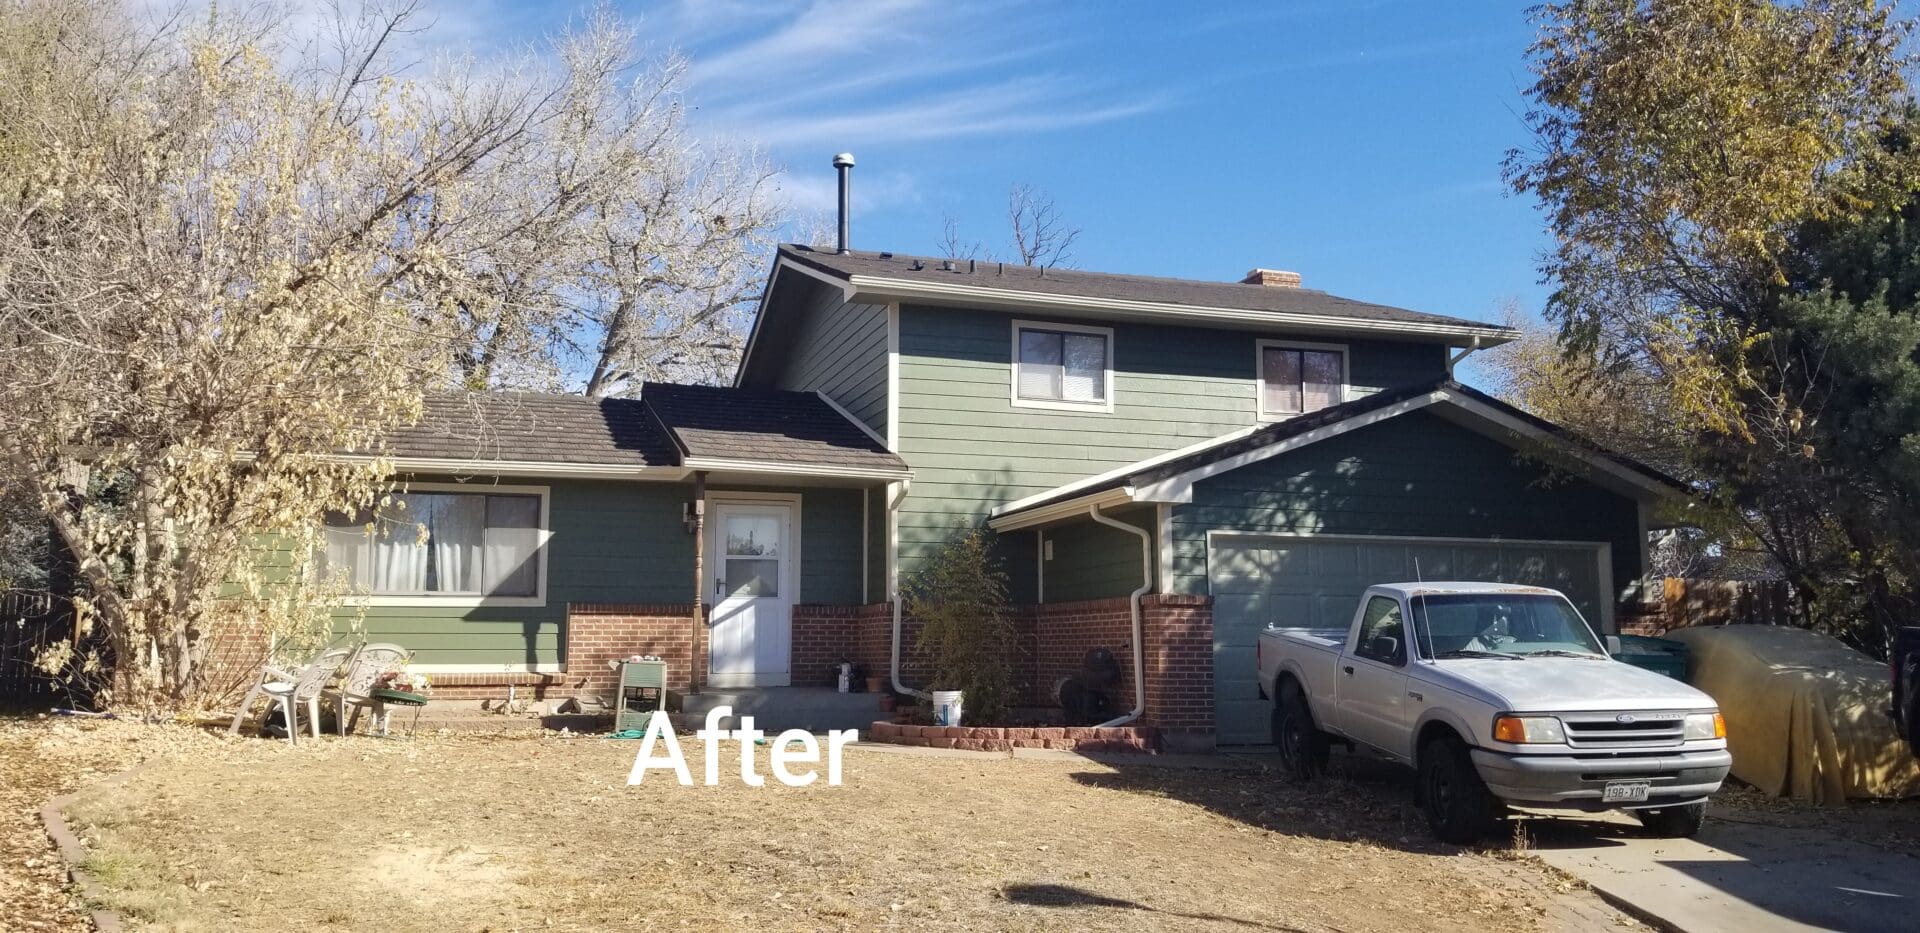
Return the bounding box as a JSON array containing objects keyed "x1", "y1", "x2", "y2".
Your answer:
[{"x1": 50, "y1": 728, "x2": 1645, "y2": 932}]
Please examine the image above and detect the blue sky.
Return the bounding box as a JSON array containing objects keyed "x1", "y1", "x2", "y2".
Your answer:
[{"x1": 445, "y1": 0, "x2": 1550, "y2": 333}]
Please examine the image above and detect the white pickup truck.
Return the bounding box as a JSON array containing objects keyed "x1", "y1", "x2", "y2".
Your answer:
[{"x1": 1256, "y1": 582, "x2": 1731, "y2": 843}]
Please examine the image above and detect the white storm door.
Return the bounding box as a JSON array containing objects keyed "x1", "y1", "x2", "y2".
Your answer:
[{"x1": 707, "y1": 503, "x2": 793, "y2": 687}]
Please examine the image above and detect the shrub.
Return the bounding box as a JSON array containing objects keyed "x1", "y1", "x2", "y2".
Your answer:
[{"x1": 905, "y1": 528, "x2": 1017, "y2": 724}]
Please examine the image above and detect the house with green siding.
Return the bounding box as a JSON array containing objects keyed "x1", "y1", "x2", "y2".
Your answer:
[{"x1": 336, "y1": 239, "x2": 1680, "y2": 747}]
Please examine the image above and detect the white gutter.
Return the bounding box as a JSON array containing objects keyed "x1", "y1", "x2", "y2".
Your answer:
[
  {"x1": 1088, "y1": 502, "x2": 1150, "y2": 729},
  {"x1": 886, "y1": 479, "x2": 928, "y2": 699}
]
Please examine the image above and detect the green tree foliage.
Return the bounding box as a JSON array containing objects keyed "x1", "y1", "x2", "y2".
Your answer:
[
  {"x1": 1507, "y1": 0, "x2": 1920, "y2": 654},
  {"x1": 904, "y1": 529, "x2": 1018, "y2": 724}
]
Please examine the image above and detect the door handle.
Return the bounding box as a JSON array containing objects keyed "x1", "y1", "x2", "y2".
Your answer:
[
  {"x1": 714, "y1": 578, "x2": 724, "y2": 596},
  {"x1": 1342, "y1": 665, "x2": 1355, "y2": 676}
]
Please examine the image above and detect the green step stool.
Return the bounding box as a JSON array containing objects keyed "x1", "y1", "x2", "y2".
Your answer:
[{"x1": 616, "y1": 660, "x2": 669, "y2": 732}]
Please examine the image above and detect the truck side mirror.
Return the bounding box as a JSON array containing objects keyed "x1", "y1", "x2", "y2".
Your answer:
[
  {"x1": 1604, "y1": 635, "x2": 1623, "y2": 656},
  {"x1": 1369, "y1": 635, "x2": 1400, "y2": 660}
]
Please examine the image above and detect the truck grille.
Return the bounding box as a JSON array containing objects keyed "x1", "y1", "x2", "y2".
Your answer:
[{"x1": 1561, "y1": 712, "x2": 1686, "y2": 748}]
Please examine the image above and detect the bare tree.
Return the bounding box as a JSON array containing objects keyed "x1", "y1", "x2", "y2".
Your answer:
[
  {"x1": 439, "y1": 13, "x2": 784, "y2": 396},
  {"x1": 937, "y1": 213, "x2": 981, "y2": 261},
  {"x1": 1006, "y1": 182, "x2": 1080, "y2": 268},
  {"x1": 0, "y1": 0, "x2": 745, "y2": 709}
]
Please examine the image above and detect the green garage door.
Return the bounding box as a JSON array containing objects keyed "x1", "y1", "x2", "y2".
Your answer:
[{"x1": 1208, "y1": 534, "x2": 1609, "y2": 745}]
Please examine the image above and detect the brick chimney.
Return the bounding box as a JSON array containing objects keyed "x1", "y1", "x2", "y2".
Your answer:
[{"x1": 1241, "y1": 268, "x2": 1302, "y2": 288}]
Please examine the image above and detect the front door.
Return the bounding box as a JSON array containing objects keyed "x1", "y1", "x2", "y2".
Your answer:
[{"x1": 706, "y1": 502, "x2": 793, "y2": 688}]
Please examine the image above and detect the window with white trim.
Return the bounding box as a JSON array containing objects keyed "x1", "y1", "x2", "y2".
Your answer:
[
  {"x1": 1258, "y1": 341, "x2": 1346, "y2": 419},
  {"x1": 322, "y1": 491, "x2": 544, "y2": 598},
  {"x1": 1012, "y1": 321, "x2": 1112, "y2": 410}
]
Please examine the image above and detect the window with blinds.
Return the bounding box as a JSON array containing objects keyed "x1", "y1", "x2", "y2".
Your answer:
[
  {"x1": 1014, "y1": 324, "x2": 1111, "y2": 409},
  {"x1": 1259, "y1": 343, "x2": 1345, "y2": 418}
]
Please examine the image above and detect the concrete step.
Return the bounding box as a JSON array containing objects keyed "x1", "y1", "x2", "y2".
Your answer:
[{"x1": 677, "y1": 687, "x2": 884, "y2": 734}]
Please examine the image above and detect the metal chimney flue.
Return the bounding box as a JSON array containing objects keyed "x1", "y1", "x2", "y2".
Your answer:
[{"x1": 832, "y1": 152, "x2": 855, "y2": 254}]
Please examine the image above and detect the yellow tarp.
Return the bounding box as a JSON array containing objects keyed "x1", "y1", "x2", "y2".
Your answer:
[{"x1": 1665, "y1": 625, "x2": 1920, "y2": 804}]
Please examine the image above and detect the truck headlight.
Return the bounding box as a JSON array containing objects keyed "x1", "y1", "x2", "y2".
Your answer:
[
  {"x1": 1492, "y1": 715, "x2": 1566, "y2": 744},
  {"x1": 1683, "y1": 711, "x2": 1726, "y2": 740}
]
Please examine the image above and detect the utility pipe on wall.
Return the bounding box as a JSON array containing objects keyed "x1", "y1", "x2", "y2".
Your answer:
[
  {"x1": 1089, "y1": 503, "x2": 1149, "y2": 729},
  {"x1": 887, "y1": 479, "x2": 928, "y2": 699}
]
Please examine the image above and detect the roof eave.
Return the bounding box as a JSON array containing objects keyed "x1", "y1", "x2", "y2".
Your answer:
[{"x1": 844, "y1": 274, "x2": 1520, "y2": 346}]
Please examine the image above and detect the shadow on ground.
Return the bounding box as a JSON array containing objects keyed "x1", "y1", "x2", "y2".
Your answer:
[{"x1": 1001, "y1": 883, "x2": 1311, "y2": 932}]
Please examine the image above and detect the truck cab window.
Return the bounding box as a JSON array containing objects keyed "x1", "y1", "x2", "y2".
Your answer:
[{"x1": 1354, "y1": 596, "x2": 1407, "y2": 666}]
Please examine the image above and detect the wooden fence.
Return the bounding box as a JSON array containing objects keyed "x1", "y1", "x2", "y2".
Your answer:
[
  {"x1": 1618, "y1": 577, "x2": 1795, "y2": 635},
  {"x1": 0, "y1": 591, "x2": 82, "y2": 707}
]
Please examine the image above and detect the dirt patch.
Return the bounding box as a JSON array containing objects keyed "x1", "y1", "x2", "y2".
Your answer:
[
  {"x1": 0, "y1": 716, "x2": 240, "y2": 932},
  {"x1": 56, "y1": 731, "x2": 1645, "y2": 932}
]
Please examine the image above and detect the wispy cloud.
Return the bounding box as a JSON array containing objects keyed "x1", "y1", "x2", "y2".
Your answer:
[{"x1": 671, "y1": 0, "x2": 1166, "y2": 148}]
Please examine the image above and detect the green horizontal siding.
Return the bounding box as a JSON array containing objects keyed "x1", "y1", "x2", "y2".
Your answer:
[
  {"x1": 333, "y1": 476, "x2": 869, "y2": 666},
  {"x1": 771, "y1": 282, "x2": 889, "y2": 438},
  {"x1": 895, "y1": 303, "x2": 1447, "y2": 590},
  {"x1": 1167, "y1": 411, "x2": 1642, "y2": 597},
  {"x1": 1040, "y1": 508, "x2": 1155, "y2": 602}
]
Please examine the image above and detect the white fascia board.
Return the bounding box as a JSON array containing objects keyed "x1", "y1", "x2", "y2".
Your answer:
[
  {"x1": 679, "y1": 456, "x2": 909, "y2": 481},
  {"x1": 846, "y1": 275, "x2": 1521, "y2": 346},
  {"x1": 1133, "y1": 391, "x2": 1449, "y2": 502},
  {"x1": 986, "y1": 487, "x2": 1138, "y2": 532},
  {"x1": 335, "y1": 455, "x2": 689, "y2": 482},
  {"x1": 988, "y1": 422, "x2": 1267, "y2": 519}
]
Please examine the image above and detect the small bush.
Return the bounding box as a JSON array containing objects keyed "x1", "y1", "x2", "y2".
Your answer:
[{"x1": 906, "y1": 528, "x2": 1017, "y2": 724}]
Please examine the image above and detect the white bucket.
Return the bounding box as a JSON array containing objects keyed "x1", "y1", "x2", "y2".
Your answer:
[{"x1": 931, "y1": 690, "x2": 965, "y2": 727}]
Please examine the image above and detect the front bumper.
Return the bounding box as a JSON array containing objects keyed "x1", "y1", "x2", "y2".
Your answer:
[{"x1": 1470, "y1": 746, "x2": 1732, "y2": 810}]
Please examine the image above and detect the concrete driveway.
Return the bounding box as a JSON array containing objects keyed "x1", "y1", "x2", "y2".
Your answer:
[{"x1": 1526, "y1": 810, "x2": 1920, "y2": 933}]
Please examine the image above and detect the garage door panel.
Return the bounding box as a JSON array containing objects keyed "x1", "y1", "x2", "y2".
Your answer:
[{"x1": 1209, "y1": 534, "x2": 1606, "y2": 746}]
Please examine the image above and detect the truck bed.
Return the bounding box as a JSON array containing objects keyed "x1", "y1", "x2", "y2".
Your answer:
[{"x1": 1263, "y1": 626, "x2": 1346, "y2": 650}]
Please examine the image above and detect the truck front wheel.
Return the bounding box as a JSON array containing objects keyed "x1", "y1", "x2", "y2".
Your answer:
[
  {"x1": 1635, "y1": 802, "x2": 1707, "y2": 838},
  {"x1": 1419, "y1": 736, "x2": 1504, "y2": 844},
  {"x1": 1272, "y1": 685, "x2": 1329, "y2": 782}
]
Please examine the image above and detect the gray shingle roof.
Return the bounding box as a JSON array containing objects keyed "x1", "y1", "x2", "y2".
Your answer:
[
  {"x1": 388, "y1": 393, "x2": 677, "y2": 467},
  {"x1": 642, "y1": 382, "x2": 906, "y2": 472},
  {"x1": 384, "y1": 386, "x2": 907, "y2": 477},
  {"x1": 778, "y1": 244, "x2": 1511, "y2": 333}
]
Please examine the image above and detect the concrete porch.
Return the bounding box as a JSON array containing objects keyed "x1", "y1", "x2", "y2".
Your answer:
[{"x1": 675, "y1": 687, "x2": 887, "y2": 734}]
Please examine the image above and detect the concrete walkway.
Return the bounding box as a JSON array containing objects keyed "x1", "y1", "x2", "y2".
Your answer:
[{"x1": 1527, "y1": 810, "x2": 1920, "y2": 933}]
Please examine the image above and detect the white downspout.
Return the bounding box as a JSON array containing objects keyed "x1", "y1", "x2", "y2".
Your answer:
[
  {"x1": 887, "y1": 479, "x2": 928, "y2": 699},
  {"x1": 1446, "y1": 335, "x2": 1484, "y2": 377},
  {"x1": 1089, "y1": 502, "x2": 1150, "y2": 729}
]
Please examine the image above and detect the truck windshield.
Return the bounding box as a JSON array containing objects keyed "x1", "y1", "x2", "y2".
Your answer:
[{"x1": 1409, "y1": 594, "x2": 1606, "y2": 660}]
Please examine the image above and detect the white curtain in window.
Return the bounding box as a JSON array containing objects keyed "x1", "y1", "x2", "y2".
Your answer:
[
  {"x1": 484, "y1": 496, "x2": 541, "y2": 596},
  {"x1": 429, "y1": 494, "x2": 485, "y2": 593},
  {"x1": 1061, "y1": 333, "x2": 1106, "y2": 401},
  {"x1": 372, "y1": 498, "x2": 429, "y2": 592}
]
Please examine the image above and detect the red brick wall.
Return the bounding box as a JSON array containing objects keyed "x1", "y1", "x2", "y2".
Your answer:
[
  {"x1": 1140, "y1": 595, "x2": 1214, "y2": 734},
  {"x1": 1032, "y1": 598, "x2": 1135, "y2": 709},
  {"x1": 1025, "y1": 595, "x2": 1215, "y2": 735},
  {"x1": 563, "y1": 603, "x2": 704, "y2": 700},
  {"x1": 791, "y1": 604, "x2": 862, "y2": 689}
]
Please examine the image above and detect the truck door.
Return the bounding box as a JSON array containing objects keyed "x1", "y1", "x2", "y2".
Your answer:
[{"x1": 1334, "y1": 595, "x2": 1412, "y2": 759}]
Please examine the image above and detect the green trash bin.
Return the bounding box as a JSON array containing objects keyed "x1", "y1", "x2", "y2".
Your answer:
[
  {"x1": 615, "y1": 660, "x2": 669, "y2": 732},
  {"x1": 1613, "y1": 634, "x2": 1690, "y2": 681}
]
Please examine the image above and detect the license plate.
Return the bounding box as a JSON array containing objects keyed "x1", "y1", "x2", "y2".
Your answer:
[{"x1": 1603, "y1": 781, "x2": 1651, "y2": 803}]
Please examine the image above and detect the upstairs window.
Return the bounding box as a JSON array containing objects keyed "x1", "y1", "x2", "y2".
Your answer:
[
  {"x1": 321, "y1": 488, "x2": 546, "y2": 602},
  {"x1": 1011, "y1": 320, "x2": 1114, "y2": 412},
  {"x1": 1258, "y1": 340, "x2": 1346, "y2": 419}
]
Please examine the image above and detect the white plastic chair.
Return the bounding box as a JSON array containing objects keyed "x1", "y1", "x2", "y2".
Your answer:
[
  {"x1": 227, "y1": 643, "x2": 359, "y2": 744},
  {"x1": 328, "y1": 642, "x2": 411, "y2": 736}
]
